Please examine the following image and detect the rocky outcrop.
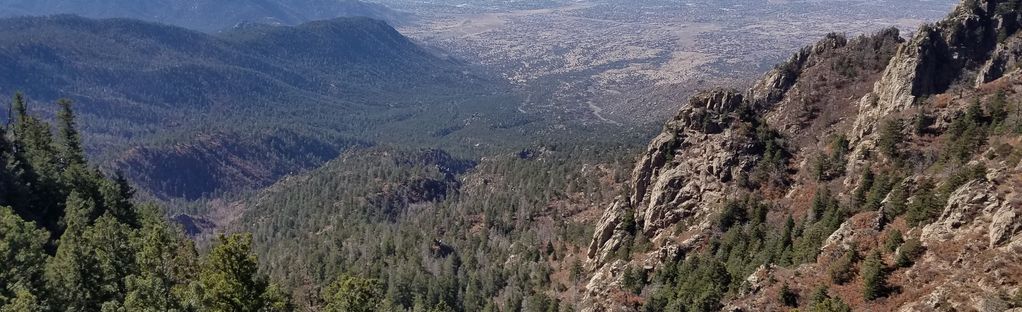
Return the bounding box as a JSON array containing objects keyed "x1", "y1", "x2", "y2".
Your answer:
[
  {"x1": 583, "y1": 2, "x2": 1022, "y2": 311},
  {"x1": 600, "y1": 88, "x2": 758, "y2": 248},
  {"x1": 920, "y1": 164, "x2": 1022, "y2": 249},
  {"x1": 747, "y1": 33, "x2": 847, "y2": 108},
  {"x1": 583, "y1": 26, "x2": 915, "y2": 312},
  {"x1": 587, "y1": 28, "x2": 899, "y2": 271},
  {"x1": 897, "y1": 165, "x2": 1022, "y2": 311},
  {"x1": 850, "y1": 0, "x2": 1022, "y2": 157},
  {"x1": 978, "y1": 34, "x2": 1022, "y2": 85},
  {"x1": 580, "y1": 260, "x2": 633, "y2": 312},
  {"x1": 587, "y1": 200, "x2": 631, "y2": 264}
]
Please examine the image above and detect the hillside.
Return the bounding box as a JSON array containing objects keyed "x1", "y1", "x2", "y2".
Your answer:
[
  {"x1": 583, "y1": 0, "x2": 1022, "y2": 310},
  {"x1": 227, "y1": 144, "x2": 636, "y2": 310},
  {"x1": 0, "y1": 94, "x2": 300, "y2": 311},
  {"x1": 0, "y1": 15, "x2": 537, "y2": 200},
  {"x1": 166, "y1": 0, "x2": 1022, "y2": 310},
  {"x1": 0, "y1": 0, "x2": 408, "y2": 32}
]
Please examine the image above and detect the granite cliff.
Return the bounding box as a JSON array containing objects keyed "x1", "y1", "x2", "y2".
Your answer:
[{"x1": 582, "y1": 0, "x2": 1022, "y2": 310}]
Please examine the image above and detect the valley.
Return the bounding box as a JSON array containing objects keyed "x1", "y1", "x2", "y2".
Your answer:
[
  {"x1": 392, "y1": 0, "x2": 957, "y2": 124},
  {"x1": 3, "y1": 0, "x2": 1018, "y2": 312}
]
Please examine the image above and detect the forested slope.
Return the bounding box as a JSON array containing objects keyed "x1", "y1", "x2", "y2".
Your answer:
[
  {"x1": 0, "y1": 15, "x2": 535, "y2": 200},
  {"x1": 0, "y1": 93, "x2": 300, "y2": 311}
]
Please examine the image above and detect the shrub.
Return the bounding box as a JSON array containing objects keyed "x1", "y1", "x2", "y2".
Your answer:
[
  {"x1": 829, "y1": 249, "x2": 858, "y2": 285},
  {"x1": 914, "y1": 110, "x2": 933, "y2": 135},
  {"x1": 895, "y1": 237, "x2": 924, "y2": 268},
  {"x1": 808, "y1": 286, "x2": 851, "y2": 312},
  {"x1": 884, "y1": 230, "x2": 904, "y2": 253},
  {"x1": 780, "y1": 283, "x2": 798, "y2": 307}
]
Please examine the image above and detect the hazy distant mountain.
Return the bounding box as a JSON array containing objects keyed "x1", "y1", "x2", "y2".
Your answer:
[
  {"x1": 0, "y1": 0, "x2": 409, "y2": 32},
  {"x1": 0, "y1": 15, "x2": 524, "y2": 199}
]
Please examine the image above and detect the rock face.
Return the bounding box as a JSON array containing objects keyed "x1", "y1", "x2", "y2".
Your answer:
[
  {"x1": 586, "y1": 200, "x2": 631, "y2": 264},
  {"x1": 581, "y1": 1, "x2": 1022, "y2": 311},
  {"x1": 978, "y1": 34, "x2": 1022, "y2": 85},
  {"x1": 591, "y1": 34, "x2": 868, "y2": 264},
  {"x1": 850, "y1": 0, "x2": 1022, "y2": 151},
  {"x1": 582, "y1": 31, "x2": 893, "y2": 310}
]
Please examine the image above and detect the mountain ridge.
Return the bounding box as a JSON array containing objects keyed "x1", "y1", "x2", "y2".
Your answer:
[
  {"x1": 0, "y1": 14, "x2": 524, "y2": 200},
  {"x1": 582, "y1": 0, "x2": 1022, "y2": 310},
  {"x1": 0, "y1": 0, "x2": 409, "y2": 32}
]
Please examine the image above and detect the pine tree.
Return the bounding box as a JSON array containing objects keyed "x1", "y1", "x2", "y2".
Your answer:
[
  {"x1": 199, "y1": 233, "x2": 278, "y2": 312},
  {"x1": 906, "y1": 180, "x2": 940, "y2": 226},
  {"x1": 807, "y1": 286, "x2": 851, "y2": 312},
  {"x1": 829, "y1": 249, "x2": 858, "y2": 285},
  {"x1": 0, "y1": 127, "x2": 32, "y2": 218},
  {"x1": 99, "y1": 178, "x2": 138, "y2": 228},
  {"x1": 323, "y1": 275, "x2": 383, "y2": 312},
  {"x1": 852, "y1": 169, "x2": 875, "y2": 209},
  {"x1": 0, "y1": 206, "x2": 49, "y2": 310},
  {"x1": 861, "y1": 251, "x2": 887, "y2": 301},
  {"x1": 895, "y1": 237, "x2": 924, "y2": 268},
  {"x1": 11, "y1": 92, "x2": 27, "y2": 137},
  {"x1": 878, "y1": 118, "x2": 904, "y2": 161},
  {"x1": 122, "y1": 215, "x2": 191, "y2": 312},
  {"x1": 56, "y1": 99, "x2": 85, "y2": 168},
  {"x1": 46, "y1": 194, "x2": 104, "y2": 311}
]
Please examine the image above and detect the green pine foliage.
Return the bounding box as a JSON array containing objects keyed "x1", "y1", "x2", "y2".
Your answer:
[
  {"x1": 878, "y1": 118, "x2": 905, "y2": 162},
  {"x1": 905, "y1": 179, "x2": 941, "y2": 226},
  {"x1": 884, "y1": 230, "x2": 904, "y2": 253},
  {"x1": 944, "y1": 100, "x2": 990, "y2": 163},
  {"x1": 228, "y1": 140, "x2": 634, "y2": 311},
  {"x1": 895, "y1": 237, "x2": 924, "y2": 268},
  {"x1": 808, "y1": 286, "x2": 851, "y2": 312},
  {"x1": 861, "y1": 251, "x2": 887, "y2": 301},
  {"x1": 0, "y1": 93, "x2": 295, "y2": 312},
  {"x1": 645, "y1": 192, "x2": 849, "y2": 311},
  {"x1": 322, "y1": 275, "x2": 383, "y2": 312},
  {"x1": 812, "y1": 135, "x2": 850, "y2": 181},
  {"x1": 793, "y1": 187, "x2": 846, "y2": 264}
]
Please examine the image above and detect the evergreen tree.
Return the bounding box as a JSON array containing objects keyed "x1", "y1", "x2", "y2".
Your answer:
[
  {"x1": 861, "y1": 251, "x2": 887, "y2": 301},
  {"x1": 199, "y1": 233, "x2": 282, "y2": 312},
  {"x1": 878, "y1": 118, "x2": 904, "y2": 161},
  {"x1": 808, "y1": 286, "x2": 851, "y2": 312},
  {"x1": 45, "y1": 194, "x2": 104, "y2": 311},
  {"x1": 895, "y1": 237, "x2": 924, "y2": 268},
  {"x1": 0, "y1": 206, "x2": 49, "y2": 310},
  {"x1": 11, "y1": 92, "x2": 27, "y2": 136},
  {"x1": 906, "y1": 180, "x2": 940, "y2": 226},
  {"x1": 323, "y1": 275, "x2": 383, "y2": 312},
  {"x1": 0, "y1": 129, "x2": 33, "y2": 223},
  {"x1": 55, "y1": 99, "x2": 85, "y2": 168}
]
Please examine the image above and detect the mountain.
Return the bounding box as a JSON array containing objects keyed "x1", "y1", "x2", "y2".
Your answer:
[
  {"x1": 0, "y1": 15, "x2": 530, "y2": 200},
  {"x1": 161, "y1": 0, "x2": 1022, "y2": 310},
  {"x1": 0, "y1": 0, "x2": 408, "y2": 32},
  {"x1": 584, "y1": 0, "x2": 1022, "y2": 310}
]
